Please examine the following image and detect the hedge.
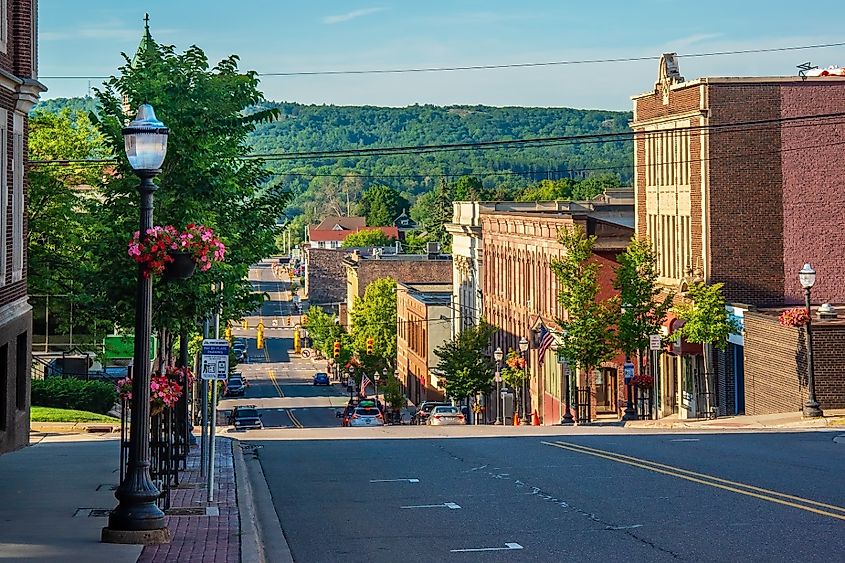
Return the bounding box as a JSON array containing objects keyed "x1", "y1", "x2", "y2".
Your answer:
[{"x1": 31, "y1": 377, "x2": 118, "y2": 415}]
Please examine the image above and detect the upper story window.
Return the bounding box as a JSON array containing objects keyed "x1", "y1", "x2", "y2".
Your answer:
[
  {"x1": 0, "y1": 0, "x2": 7, "y2": 54},
  {"x1": 644, "y1": 123, "x2": 690, "y2": 188},
  {"x1": 11, "y1": 112, "x2": 23, "y2": 283}
]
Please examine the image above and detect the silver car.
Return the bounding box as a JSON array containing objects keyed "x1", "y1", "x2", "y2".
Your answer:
[
  {"x1": 348, "y1": 406, "x2": 385, "y2": 427},
  {"x1": 426, "y1": 405, "x2": 465, "y2": 426}
]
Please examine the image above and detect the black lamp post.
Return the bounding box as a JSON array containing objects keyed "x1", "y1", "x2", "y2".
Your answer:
[
  {"x1": 518, "y1": 337, "x2": 530, "y2": 425},
  {"x1": 799, "y1": 263, "x2": 824, "y2": 418},
  {"x1": 493, "y1": 347, "x2": 503, "y2": 424},
  {"x1": 621, "y1": 302, "x2": 638, "y2": 421},
  {"x1": 102, "y1": 104, "x2": 171, "y2": 545},
  {"x1": 375, "y1": 370, "x2": 382, "y2": 407},
  {"x1": 561, "y1": 357, "x2": 574, "y2": 425},
  {"x1": 348, "y1": 366, "x2": 356, "y2": 400}
]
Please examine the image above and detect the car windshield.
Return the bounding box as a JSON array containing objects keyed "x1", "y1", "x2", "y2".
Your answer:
[
  {"x1": 315, "y1": 373, "x2": 327, "y2": 378},
  {"x1": 423, "y1": 403, "x2": 446, "y2": 412},
  {"x1": 356, "y1": 408, "x2": 380, "y2": 416},
  {"x1": 235, "y1": 409, "x2": 258, "y2": 418},
  {"x1": 433, "y1": 406, "x2": 459, "y2": 414},
  {"x1": 228, "y1": 379, "x2": 243, "y2": 387}
]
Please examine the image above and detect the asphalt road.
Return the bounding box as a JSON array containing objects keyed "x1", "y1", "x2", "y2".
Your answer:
[{"x1": 252, "y1": 431, "x2": 845, "y2": 562}]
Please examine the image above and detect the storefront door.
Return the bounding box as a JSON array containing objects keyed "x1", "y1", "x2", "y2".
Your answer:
[{"x1": 594, "y1": 367, "x2": 617, "y2": 414}]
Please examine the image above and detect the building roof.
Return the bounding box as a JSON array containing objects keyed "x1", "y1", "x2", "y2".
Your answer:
[
  {"x1": 308, "y1": 226, "x2": 399, "y2": 242},
  {"x1": 632, "y1": 75, "x2": 845, "y2": 100},
  {"x1": 398, "y1": 282, "x2": 453, "y2": 305},
  {"x1": 313, "y1": 216, "x2": 367, "y2": 231}
]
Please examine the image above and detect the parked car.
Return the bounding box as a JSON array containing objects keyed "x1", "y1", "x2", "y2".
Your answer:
[
  {"x1": 225, "y1": 376, "x2": 246, "y2": 397},
  {"x1": 232, "y1": 342, "x2": 247, "y2": 362},
  {"x1": 312, "y1": 372, "x2": 330, "y2": 386},
  {"x1": 348, "y1": 405, "x2": 384, "y2": 427},
  {"x1": 230, "y1": 405, "x2": 262, "y2": 430},
  {"x1": 411, "y1": 402, "x2": 450, "y2": 425},
  {"x1": 426, "y1": 405, "x2": 465, "y2": 426}
]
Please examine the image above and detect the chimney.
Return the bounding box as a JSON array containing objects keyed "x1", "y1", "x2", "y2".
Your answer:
[
  {"x1": 426, "y1": 241, "x2": 440, "y2": 259},
  {"x1": 817, "y1": 303, "x2": 838, "y2": 320}
]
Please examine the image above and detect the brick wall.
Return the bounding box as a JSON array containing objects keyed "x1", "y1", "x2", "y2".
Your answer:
[
  {"x1": 812, "y1": 322, "x2": 845, "y2": 409},
  {"x1": 354, "y1": 258, "x2": 452, "y2": 298},
  {"x1": 304, "y1": 248, "x2": 347, "y2": 305}
]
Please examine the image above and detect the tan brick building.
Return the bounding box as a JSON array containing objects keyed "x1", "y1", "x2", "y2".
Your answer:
[
  {"x1": 396, "y1": 283, "x2": 452, "y2": 405},
  {"x1": 631, "y1": 54, "x2": 845, "y2": 417},
  {"x1": 0, "y1": 0, "x2": 45, "y2": 454},
  {"x1": 481, "y1": 201, "x2": 633, "y2": 423}
]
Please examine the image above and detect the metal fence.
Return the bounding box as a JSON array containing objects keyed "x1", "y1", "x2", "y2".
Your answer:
[{"x1": 574, "y1": 387, "x2": 591, "y2": 424}]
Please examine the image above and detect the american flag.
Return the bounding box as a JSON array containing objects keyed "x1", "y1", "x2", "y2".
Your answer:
[
  {"x1": 538, "y1": 325, "x2": 555, "y2": 366},
  {"x1": 360, "y1": 374, "x2": 372, "y2": 396}
]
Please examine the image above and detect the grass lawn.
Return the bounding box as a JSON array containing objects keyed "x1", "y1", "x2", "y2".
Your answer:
[{"x1": 30, "y1": 406, "x2": 119, "y2": 423}]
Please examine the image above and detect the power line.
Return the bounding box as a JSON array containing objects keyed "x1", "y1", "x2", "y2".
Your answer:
[{"x1": 38, "y1": 40, "x2": 845, "y2": 80}]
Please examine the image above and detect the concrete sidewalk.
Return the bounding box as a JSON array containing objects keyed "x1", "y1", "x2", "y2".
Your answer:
[
  {"x1": 625, "y1": 408, "x2": 845, "y2": 430},
  {"x1": 0, "y1": 435, "x2": 141, "y2": 563}
]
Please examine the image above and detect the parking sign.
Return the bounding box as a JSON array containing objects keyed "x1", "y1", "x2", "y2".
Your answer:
[{"x1": 201, "y1": 338, "x2": 230, "y2": 380}]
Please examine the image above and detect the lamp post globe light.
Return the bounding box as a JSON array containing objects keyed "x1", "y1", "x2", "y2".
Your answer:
[
  {"x1": 799, "y1": 263, "x2": 823, "y2": 418},
  {"x1": 493, "y1": 346, "x2": 504, "y2": 425},
  {"x1": 102, "y1": 104, "x2": 171, "y2": 545},
  {"x1": 518, "y1": 337, "x2": 530, "y2": 425}
]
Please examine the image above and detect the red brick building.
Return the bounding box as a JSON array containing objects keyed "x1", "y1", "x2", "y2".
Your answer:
[
  {"x1": 0, "y1": 0, "x2": 45, "y2": 454},
  {"x1": 481, "y1": 203, "x2": 633, "y2": 423},
  {"x1": 631, "y1": 55, "x2": 845, "y2": 417},
  {"x1": 396, "y1": 282, "x2": 452, "y2": 405},
  {"x1": 307, "y1": 216, "x2": 399, "y2": 249}
]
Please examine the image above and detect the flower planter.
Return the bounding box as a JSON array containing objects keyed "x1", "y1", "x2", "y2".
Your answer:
[{"x1": 164, "y1": 251, "x2": 196, "y2": 281}]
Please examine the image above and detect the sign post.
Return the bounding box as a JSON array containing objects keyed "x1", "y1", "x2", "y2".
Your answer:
[{"x1": 202, "y1": 338, "x2": 228, "y2": 502}]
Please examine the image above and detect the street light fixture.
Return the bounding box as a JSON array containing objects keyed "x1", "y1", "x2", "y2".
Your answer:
[
  {"x1": 102, "y1": 104, "x2": 171, "y2": 545},
  {"x1": 518, "y1": 337, "x2": 530, "y2": 425},
  {"x1": 799, "y1": 263, "x2": 823, "y2": 418},
  {"x1": 375, "y1": 370, "x2": 382, "y2": 407},
  {"x1": 493, "y1": 347, "x2": 504, "y2": 425}
]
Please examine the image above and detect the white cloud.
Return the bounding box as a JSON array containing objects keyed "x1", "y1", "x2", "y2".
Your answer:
[{"x1": 323, "y1": 7, "x2": 386, "y2": 25}]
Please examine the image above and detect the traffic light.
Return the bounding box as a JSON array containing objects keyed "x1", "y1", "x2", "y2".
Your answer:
[
  {"x1": 241, "y1": 319, "x2": 248, "y2": 330},
  {"x1": 224, "y1": 325, "x2": 232, "y2": 343},
  {"x1": 287, "y1": 317, "x2": 292, "y2": 326},
  {"x1": 366, "y1": 337, "x2": 374, "y2": 355},
  {"x1": 333, "y1": 340, "x2": 341, "y2": 358},
  {"x1": 257, "y1": 322, "x2": 265, "y2": 350},
  {"x1": 302, "y1": 315, "x2": 308, "y2": 326}
]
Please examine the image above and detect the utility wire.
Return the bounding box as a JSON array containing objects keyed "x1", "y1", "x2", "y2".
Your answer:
[{"x1": 37, "y1": 40, "x2": 845, "y2": 80}]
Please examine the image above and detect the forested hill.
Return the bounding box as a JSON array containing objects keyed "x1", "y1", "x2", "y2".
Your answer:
[{"x1": 34, "y1": 97, "x2": 633, "y2": 220}]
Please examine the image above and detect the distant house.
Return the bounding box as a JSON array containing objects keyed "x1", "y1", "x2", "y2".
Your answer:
[
  {"x1": 393, "y1": 209, "x2": 417, "y2": 240},
  {"x1": 307, "y1": 216, "x2": 399, "y2": 249}
]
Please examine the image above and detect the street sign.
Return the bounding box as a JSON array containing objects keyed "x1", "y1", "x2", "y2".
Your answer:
[
  {"x1": 623, "y1": 362, "x2": 635, "y2": 383},
  {"x1": 272, "y1": 318, "x2": 279, "y2": 327},
  {"x1": 201, "y1": 338, "x2": 229, "y2": 380},
  {"x1": 649, "y1": 334, "x2": 662, "y2": 351},
  {"x1": 301, "y1": 348, "x2": 311, "y2": 359}
]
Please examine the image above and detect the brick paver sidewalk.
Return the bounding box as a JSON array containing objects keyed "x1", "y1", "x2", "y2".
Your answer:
[{"x1": 139, "y1": 438, "x2": 239, "y2": 563}]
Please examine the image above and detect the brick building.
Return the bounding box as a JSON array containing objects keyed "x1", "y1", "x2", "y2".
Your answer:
[
  {"x1": 631, "y1": 54, "x2": 845, "y2": 417},
  {"x1": 303, "y1": 247, "x2": 347, "y2": 308},
  {"x1": 0, "y1": 0, "x2": 45, "y2": 454},
  {"x1": 396, "y1": 282, "x2": 452, "y2": 405},
  {"x1": 481, "y1": 201, "x2": 633, "y2": 424},
  {"x1": 343, "y1": 251, "x2": 452, "y2": 317}
]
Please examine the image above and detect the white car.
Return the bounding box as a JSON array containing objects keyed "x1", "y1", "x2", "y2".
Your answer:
[
  {"x1": 348, "y1": 406, "x2": 384, "y2": 427},
  {"x1": 426, "y1": 405, "x2": 465, "y2": 426}
]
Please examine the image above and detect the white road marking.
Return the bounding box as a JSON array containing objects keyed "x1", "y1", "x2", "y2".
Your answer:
[
  {"x1": 605, "y1": 524, "x2": 642, "y2": 530},
  {"x1": 450, "y1": 542, "x2": 523, "y2": 553},
  {"x1": 670, "y1": 438, "x2": 701, "y2": 442},
  {"x1": 370, "y1": 478, "x2": 420, "y2": 483},
  {"x1": 401, "y1": 502, "x2": 461, "y2": 510}
]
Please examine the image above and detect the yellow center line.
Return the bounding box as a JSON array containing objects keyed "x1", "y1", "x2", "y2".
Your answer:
[
  {"x1": 267, "y1": 369, "x2": 284, "y2": 397},
  {"x1": 287, "y1": 409, "x2": 304, "y2": 429},
  {"x1": 541, "y1": 441, "x2": 845, "y2": 522}
]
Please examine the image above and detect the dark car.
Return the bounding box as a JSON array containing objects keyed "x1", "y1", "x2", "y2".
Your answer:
[
  {"x1": 230, "y1": 405, "x2": 262, "y2": 430},
  {"x1": 225, "y1": 376, "x2": 246, "y2": 397},
  {"x1": 313, "y1": 372, "x2": 330, "y2": 386},
  {"x1": 411, "y1": 401, "x2": 450, "y2": 425}
]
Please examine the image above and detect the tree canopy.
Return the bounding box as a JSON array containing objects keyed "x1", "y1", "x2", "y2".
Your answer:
[
  {"x1": 358, "y1": 184, "x2": 408, "y2": 227},
  {"x1": 349, "y1": 277, "x2": 397, "y2": 370},
  {"x1": 341, "y1": 229, "x2": 395, "y2": 248},
  {"x1": 434, "y1": 320, "x2": 498, "y2": 400}
]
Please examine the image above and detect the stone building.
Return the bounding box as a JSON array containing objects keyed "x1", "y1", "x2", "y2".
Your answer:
[
  {"x1": 303, "y1": 247, "x2": 347, "y2": 309},
  {"x1": 480, "y1": 200, "x2": 633, "y2": 424},
  {"x1": 631, "y1": 54, "x2": 845, "y2": 417},
  {"x1": 0, "y1": 0, "x2": 45, "y2": 454},
  {"x1": 396, "y1": 282, "x2": 452, "y2": 406}
]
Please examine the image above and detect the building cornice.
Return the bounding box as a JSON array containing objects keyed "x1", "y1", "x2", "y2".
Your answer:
[
  {"x1": 631, "y1": 109, "x2": 707, "y2": 128},
  {"x1": 0, "y1": 297, "x2": 31, "y2": 327}
]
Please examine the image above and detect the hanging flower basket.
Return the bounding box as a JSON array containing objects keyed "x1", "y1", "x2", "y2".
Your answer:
[
  {"x1": 115, "y1": 373, "x2": 183, "y2": 416},
  {"x1": 128, "y1": 224, "x2": 226, "y2": 278},
  {"x1": 632, "y1": 373, "x2": 654, "y2": 389},
  {"x1": 779, "y1": 307, "x2": 810, "y2": 328},
  {"x1": 163, "y1": 250, "x2": 196, "y2": 280}
]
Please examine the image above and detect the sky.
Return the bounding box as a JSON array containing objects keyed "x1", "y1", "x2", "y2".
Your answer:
[{"x1": 39, "y1": 0, "x2": 845, "y2": 111}]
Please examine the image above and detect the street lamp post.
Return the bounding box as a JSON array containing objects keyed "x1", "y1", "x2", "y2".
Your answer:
[
  {"x1": 621, "y1": 303, "x2": 638, "y2": 422},
  {"x1": 375, "y1": 371, "x2": 382, "y2": 407},
  {"x1": 493, "y1": 347, "x2": 503, "y2": 425},
  {"x1": 102, "y1": 104, "x2": 171, "y2": 545},
  {"x1": 518, "y1": 337, "x2": 530, "y2": 425},
  {"x1": 799, "y1": 263, "x2": 824, "y2": 418},
  {"x1": 561, "y1": 359, "x2": 574, "y2": 425},
  {"x1": 348, "y1": 366, "x2": 356, "y2": 401}
]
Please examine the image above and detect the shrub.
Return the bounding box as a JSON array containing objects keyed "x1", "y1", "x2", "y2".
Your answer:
[{"x1": 31, "y1": 377, "x2": 118, "y2": 415}]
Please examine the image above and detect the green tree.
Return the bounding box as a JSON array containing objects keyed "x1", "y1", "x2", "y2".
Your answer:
[
  {"x1": 434, "y1": 320, "x2": 498, "y2": 401},
  {"x1": 27, "y1": 108, "x2": 109, "y2": 308},
  {"x1": 453, "y1": 176, "x2": 490, "y2": 201},
  {"x1": 81, "y1": 30, "x2": 289, "y2": 342},
  {"x1": 673, "y1": 281, "x2": 740, "y2": 413},
  {"x1": 551, "y1": 225, "x2": 619, "y2": 382},
  {"x1": 350, "y1": 277, "x2": 397, "y2": 369},
  {"x1": 411, "y1": 178, "x2": 453, "y2": 251},
  {"x1": 358, "y1": 184, "x2": 408, "y2": 227},
  {"x1": 614, "y1": 237, "x2": 673, "y2": 373},
  {"x1": 341, "y1": 228, "x2": 394, "y2": 248}
]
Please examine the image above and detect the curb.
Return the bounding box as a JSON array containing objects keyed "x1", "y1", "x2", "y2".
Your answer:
[
  {"x1": 234, "y1": 440, "x2": 294, "y2": 563},
  {"x1": 30, "y1": 422, "x2": 119, "y2": 434}
]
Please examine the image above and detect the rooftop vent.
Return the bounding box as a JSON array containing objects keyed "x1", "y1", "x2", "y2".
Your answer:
[
  {"x1": 817, "y1": 303, "x2": 838, "y2": 320},
  {"x1": 426, "y1": 242, "x2": 440, "y2": 257}
]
